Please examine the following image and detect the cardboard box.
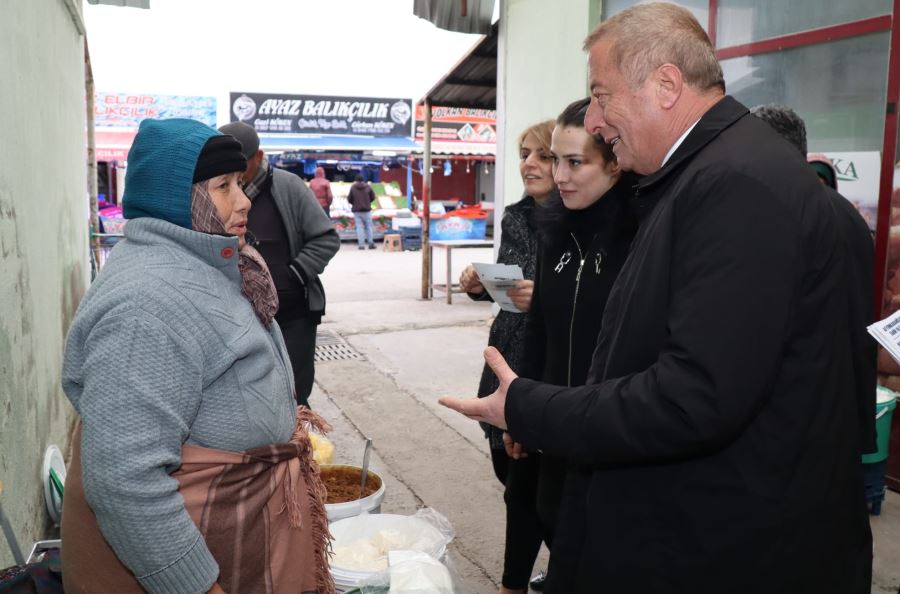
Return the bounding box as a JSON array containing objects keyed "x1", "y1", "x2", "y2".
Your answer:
[{"x1": 383, "y1": 234, "x2": 402, "y2": 252}]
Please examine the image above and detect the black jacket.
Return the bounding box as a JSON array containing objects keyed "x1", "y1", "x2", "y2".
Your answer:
[
  {"x1": 506, "y1": 97, "x2": 873, "y2": 594},
  {"x1": 520, "y1": 182, "x2": 636, "y2": 388},
  {"x1": 472, "y1": 197, "x2": 539, "y2": 448},
  {"x1": 347, "y1": 181, "x2": 375, "y2": 212},
  {"x1": 825, "y1": 186, "x2": 877, "y2": 454},
  {"x1": 270, "y1": 168, "x2": 340, "y2": 316}
]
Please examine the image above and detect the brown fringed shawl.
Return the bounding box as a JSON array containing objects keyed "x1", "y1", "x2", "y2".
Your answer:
[{"x1": 62, "y1": 409, "x2": 335, "y2": 594}]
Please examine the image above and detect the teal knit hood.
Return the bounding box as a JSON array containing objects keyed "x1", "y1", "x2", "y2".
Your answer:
[{"x1": 122, "y1": 118, "x2": 220, "y2": 229}]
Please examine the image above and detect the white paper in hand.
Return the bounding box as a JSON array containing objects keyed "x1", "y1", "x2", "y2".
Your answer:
[
  {"x1": 472, "y1": 262, "x2": 524, "y2": 313},
  {"x1": 867, "y1": 309, "x2": 900, "y2": 364}
]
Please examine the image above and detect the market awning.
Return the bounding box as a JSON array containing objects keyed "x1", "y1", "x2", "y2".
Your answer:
[
  {"x1": 93, "y1": 130, "x2": 424, "y2": 160},
  {"x1": 414, "y1": 141, "x2": 494, "y2": 157},
  {"x1": 95, "y1": 129, "x2": 136, "y2": 161},
  {"x1": 259, "y1": 134, "x2": 421, "y2": 154}
]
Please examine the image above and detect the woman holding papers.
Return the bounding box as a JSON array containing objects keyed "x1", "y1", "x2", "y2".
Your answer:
[
  {"x1": 459, "y1": 120, "x2": 555, "y2": 594},
  {"x1": 515, "y1": 98, "x2": 637, "y2": 570}
]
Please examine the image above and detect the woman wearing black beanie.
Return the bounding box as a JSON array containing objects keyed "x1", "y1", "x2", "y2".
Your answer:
[{"x1": 60, "y1": 118, "x2": 333, "y2": 594}]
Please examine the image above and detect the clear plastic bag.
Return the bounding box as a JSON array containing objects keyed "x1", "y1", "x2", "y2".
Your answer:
[
  {"x1": 309, "y1": 431, "x2": 335, "y2": 465},
  {"x1": 333, "y1": 508, "x2": 457, "y2": 593}
]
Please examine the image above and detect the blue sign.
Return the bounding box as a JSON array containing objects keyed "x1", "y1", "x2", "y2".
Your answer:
[{"x1": 95, "y1": 93, "x2": 217, "y2": 128}]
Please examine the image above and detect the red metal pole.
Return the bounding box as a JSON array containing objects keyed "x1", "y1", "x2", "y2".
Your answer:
[
  {"x1": 875, "y1": 7, "x2": 900, "y2": 320},
  {"x1": 715, "y1": 15, "x2": 890, "y2": 60},
  {"x1": 708, "y1": 0, "x2": 717, "y2": 48},
  {"x1": 876, "y1": 0, "x2": 900, "y2": 491}
]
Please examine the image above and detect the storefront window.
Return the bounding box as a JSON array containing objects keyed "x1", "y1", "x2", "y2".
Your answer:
[
  {"x1": 720, "y1": 32, "x2": 890, "y2": 152},
  {"x1": 716, "y1": 0, "x2": 890, "y2": 47},
  {"x1": 602, "y1": 0, "x2": 709, "y2": 33}
]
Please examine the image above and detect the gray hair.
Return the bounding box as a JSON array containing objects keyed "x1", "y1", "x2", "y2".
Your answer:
[
  {"x1": 583, "y1": 2, "x2": 724, "y2": 92},
  {"x1": 749, "y1": 104, "x2": 808, "y2": 155}
]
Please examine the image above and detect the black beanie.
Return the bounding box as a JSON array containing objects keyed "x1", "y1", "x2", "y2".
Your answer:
[{"x1": 192, "y1": 135, "x2": 247, "y2": 183}]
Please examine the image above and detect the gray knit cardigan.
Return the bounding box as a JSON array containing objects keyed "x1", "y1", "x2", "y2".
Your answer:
[{"x1": 62, "y1": 218, "x2": 296, "y2": 594}]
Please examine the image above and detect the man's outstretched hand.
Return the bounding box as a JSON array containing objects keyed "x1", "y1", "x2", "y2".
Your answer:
[{"x1": 438, "y1": 346, "x2": 517, "y2": 430}]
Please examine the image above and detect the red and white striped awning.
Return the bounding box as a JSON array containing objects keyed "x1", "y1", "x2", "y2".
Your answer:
[
  {"x1": 414, "y1": 141, "x2": 495, "y2": 157},
  {"x1": 94, "y1": 129, "x2": 136, "y2": 162}
]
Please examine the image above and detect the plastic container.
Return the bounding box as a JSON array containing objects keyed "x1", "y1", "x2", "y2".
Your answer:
[
  {"x1": 322, "y1": 464, "x2": 386, "y2": 523},
  {"x1": 399, "y1": 227, "x2": 422, "y2": 251},
  {"x1": 329, "y1": 511, "x2": 452, "y2": 592},
  {"x1": 862, "y1": 387, "x2": 897, "y2": 464},
  {"x1": 429, "y1": 216, "x2": 487, "y2": 240},
  {"x1": 332, "y1": 566, "x2": 378, "y2": 593}
]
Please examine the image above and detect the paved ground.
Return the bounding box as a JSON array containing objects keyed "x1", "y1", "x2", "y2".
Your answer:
[
  {"x1": 313, "y1": 241, "x2": 523, "y2": 593},
  {"x1": 313, "y1": 241, "x2": 900, "y2": 594}
]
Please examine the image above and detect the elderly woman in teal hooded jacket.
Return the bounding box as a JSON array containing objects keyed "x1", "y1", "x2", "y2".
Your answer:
[{"x1": 60, "y1": 119, "x2": 333, "y2": 594}]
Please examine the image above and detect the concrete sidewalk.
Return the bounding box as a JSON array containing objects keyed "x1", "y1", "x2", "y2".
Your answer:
[{"x1": 312, "y1": 242, "x2": 900, "y2": 593}]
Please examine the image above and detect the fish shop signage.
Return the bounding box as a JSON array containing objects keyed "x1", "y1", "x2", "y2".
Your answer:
[{"x1": 230, "y1": 92, "x2": 413, "y2": 137}]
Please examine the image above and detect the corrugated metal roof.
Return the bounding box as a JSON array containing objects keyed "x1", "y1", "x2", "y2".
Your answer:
[
  {"x1": 86, "y1": 0, "x2": 150, "y2": 7},
  {"x1": 419, "y1": 22, "x2": 498, "y2": 110},
  {"x1": 413, "y1": 0, "x2": 495, "y2": 34}
]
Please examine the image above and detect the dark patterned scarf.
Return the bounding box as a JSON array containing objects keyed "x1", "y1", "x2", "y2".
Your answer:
[
  {"x1": 190, "y1": 180, "x2": 279, "y2": 328},
  {"x1": 243, "y1": 157, "x2": 270, "y2": 201}
]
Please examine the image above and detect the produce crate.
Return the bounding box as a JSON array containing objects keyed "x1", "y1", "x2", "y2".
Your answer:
[{"x1": 399, "y1": 226, "x2": 422, "y2": 251}]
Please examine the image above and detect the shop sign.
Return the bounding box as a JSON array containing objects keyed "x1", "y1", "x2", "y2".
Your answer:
[
  {"x1": 96, "y1": 147, "x2": 129, "y2": 161},
  {"x1": 823, "y1": 151, "x2": 880, "y2": 230},
  {"x1": 414, "y1": 105, "x2": 496, "y2": 143},
  {"x1": 94, "y1": 93, "x2": 216, "y2": 127},
  {"x1": 430, "y1": 216, "x2": 488, "y2": 240},
  {"x1": 229, "y1": 92, "x2": 413, "y2": 137}
]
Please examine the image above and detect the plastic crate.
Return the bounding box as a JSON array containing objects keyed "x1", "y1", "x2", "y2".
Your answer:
[{"x1": 399, "y1": 227, "x2": 422, "y2": 251}]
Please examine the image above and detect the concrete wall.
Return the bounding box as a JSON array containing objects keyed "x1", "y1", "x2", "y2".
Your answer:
[
  {"x1": 495, "y1": 0, "x2": 600, "y2": 211},
  {"x1": 0, "y1": 0, "x2": 87, "y2": 567}
]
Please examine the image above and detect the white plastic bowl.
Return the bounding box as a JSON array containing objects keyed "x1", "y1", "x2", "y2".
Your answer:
[{"x1": 321, "y1": 464, "x2": 386, "y2": 523}]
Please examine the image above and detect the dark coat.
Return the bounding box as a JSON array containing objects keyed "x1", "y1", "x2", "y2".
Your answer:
[
  {"x1": 825, "y1": 186, "x2": 877, "y2": 454},
  {"x1": 472, "y1": 197, "x2": 538, "y2": 448},
  {"x1": 520, "y1": 182, "x2": 636, "y2": 388},
  {"x1": 270, "y1": 168, "x2": 340, "y2": 316},
  {"x1": 520, "y1": 181, "x2": 637, "y2": 536},
  {"x1": 506, "y1": 96, "x2": 873, "y2": 594},
  {"x1": 347, "y1": 181, "x2": 375, "y2": 212}
]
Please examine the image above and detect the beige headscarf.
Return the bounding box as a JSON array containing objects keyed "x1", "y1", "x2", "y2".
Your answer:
[{"x1": 191, "y1": 180, "x2": 279, "y2": 327}]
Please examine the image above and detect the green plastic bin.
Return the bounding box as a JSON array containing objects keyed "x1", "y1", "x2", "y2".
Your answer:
[{"x1": 862, "y1": 387, "x2": 897, "y2": 464}]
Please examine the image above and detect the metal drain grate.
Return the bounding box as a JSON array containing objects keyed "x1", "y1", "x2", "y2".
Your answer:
[{"x1": 315, "y1": 330, "x2": 363, "y2": 362}]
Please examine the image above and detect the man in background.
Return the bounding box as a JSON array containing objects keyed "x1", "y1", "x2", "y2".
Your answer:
[
  {"x1": 309, "y1": 166, "x2": 333, "y2": 216},
  {"x1": 751, "y1": 103, "x2": 876, "y2": 457},
  {"x1": 348, "y1": 173, "x2": 376, "y2": 250},
  {"x1": 219, "y1": 122, "x2": 340, "y2": 408}
]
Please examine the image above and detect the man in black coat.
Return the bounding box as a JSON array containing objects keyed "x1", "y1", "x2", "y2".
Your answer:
[
  {"x1": 750, "y1": 104, "x2": 877, "y2": 457},
  {"x1": 440, "y1": 3, "x2": 873, "y2": 593}
]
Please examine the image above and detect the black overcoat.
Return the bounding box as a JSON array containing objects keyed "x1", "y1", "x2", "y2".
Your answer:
[{"x1": 506, "y1": 96, "x2": 873, "y2": 594}]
